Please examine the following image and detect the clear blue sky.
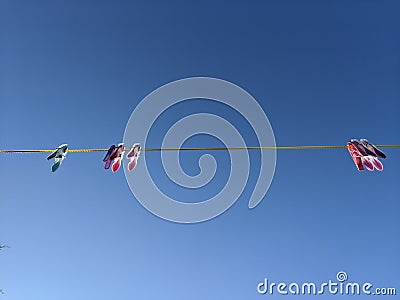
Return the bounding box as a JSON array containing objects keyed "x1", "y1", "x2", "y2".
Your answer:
[{"x1": 1, "y1": 1, "x2": 399, "y2": 299}]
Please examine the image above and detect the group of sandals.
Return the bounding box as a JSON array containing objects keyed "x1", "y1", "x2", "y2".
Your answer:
[
  {"x1": 45, "y1": 138, "x2": 387, "y2": 173},
  {"x1": 47, "y1": 143, "x2": 141, "y2": 172}
]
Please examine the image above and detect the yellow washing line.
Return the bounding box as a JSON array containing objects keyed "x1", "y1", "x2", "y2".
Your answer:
[{"x1": 0, "y1": 145, "x2": 399, "y2": 153}]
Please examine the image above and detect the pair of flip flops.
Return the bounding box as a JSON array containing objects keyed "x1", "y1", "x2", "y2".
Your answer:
[
  {"x1": 47, "y1": 144, "x2": 68, "y2": 172},
  {"x1": 127, "y1": 143, "x2": 141, "y2": 171},
  {"x1": 347, "y1": 139, "x2": 386, "y2": 171},
  {"x1": 103, "y1": 143, "x2": 125, "y2": 172}
]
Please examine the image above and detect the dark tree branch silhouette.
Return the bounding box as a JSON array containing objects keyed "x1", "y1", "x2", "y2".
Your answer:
[{"x1": 0, "y1": 245, "x2": 9, "y2": 295}]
